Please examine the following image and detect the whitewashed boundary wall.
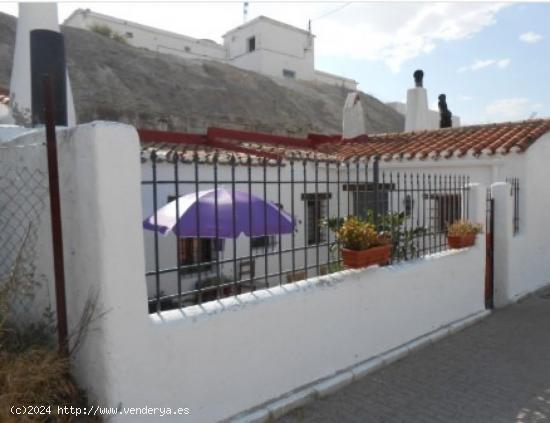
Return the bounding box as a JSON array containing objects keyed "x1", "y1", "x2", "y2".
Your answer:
[
  {"x1": 7, "y1": 121, "x2": 550, "y2": 422},
  {"x1": 46, "y1": 119, "x2": 488, "y2": 423}
]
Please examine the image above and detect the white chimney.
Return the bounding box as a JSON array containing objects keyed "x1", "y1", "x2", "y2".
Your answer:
[
  {"x1": 405, "y1": 69, "x2": 430, "y2": 132},
  {"x1": 342, "y1": 92, "x2": 366, "y2": 139},
  {"x1": 9, "y1": 2, "x2": 76, "y2": 126}
]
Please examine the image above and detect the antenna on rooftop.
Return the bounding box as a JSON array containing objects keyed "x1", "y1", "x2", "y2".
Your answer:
[{"x1": 243, "y1": 2, "x2": 249, "y2": 23}]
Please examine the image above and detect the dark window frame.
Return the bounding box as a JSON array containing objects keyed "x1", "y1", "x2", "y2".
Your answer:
[
  {"x1": 247, "y1": 36, "x2": 256, "y2": 52},
  {"x1": 343, "y1": 184, "x2": 392, "y2": 219},
  {"x1": 282, "y1": 69, "x2": 296, "y2": 79},
  {"x1": 303, "y1": 193, "x2": 331, "y2": 245},
  {"x1": 425, "y1": 193, "x2": 462, "y2": 232},
  {"x1": 167, "y1": 195, "x2": 222, "y2": 273}
]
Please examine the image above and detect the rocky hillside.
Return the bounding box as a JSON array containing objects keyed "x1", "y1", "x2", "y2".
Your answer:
[{"x1": 0, "y1": 12, "x2": 404, "y2": 135}]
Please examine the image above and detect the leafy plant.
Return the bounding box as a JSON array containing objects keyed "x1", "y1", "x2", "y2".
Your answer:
[
  {"x1": 336, "y1": 217, "x2": 390, "y2": 251},
  {"x1": 447, "y1": 220, "x2": 482, "y2": 236},
  {"x1": 324, "y1": 210, "x2": 427, "y2": 261}
]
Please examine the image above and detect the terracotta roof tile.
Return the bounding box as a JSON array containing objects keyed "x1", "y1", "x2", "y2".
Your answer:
[
  {"x1": 333, "y1": 119, "x2": 550, "y2": 161},
  {"x1": 141, "y1": 119, "x2": 550, "y2": 163}
]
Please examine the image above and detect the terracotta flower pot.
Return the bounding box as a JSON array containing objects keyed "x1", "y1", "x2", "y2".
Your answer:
[
  {"x1": 447, "y1": 233, "x2": 476, "y2": 249},
  {"x1": 341, "y1": 244, "x2": 393, "y2": 269}
]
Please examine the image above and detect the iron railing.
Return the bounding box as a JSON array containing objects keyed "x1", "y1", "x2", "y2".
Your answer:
[{"x1": 141, "y1": 151, "x2": 470, "y2": 313}]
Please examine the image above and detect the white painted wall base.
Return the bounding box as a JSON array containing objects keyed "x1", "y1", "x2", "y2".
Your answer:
[{"x1": 229, "y1": 309, "x2": 491, "y2": 423}]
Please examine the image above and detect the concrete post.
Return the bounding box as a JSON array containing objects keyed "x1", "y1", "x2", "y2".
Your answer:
[
  {"x1": 490, "y1": 182, "x2": 514, "y2": 307},
  {"x1": 10, "y1": 2, "x2": 76, "y2": 126},
  {"x1": 342, "y1": 92, "x2": 366, "y2": 139},
  {"x1": 56, "y1": 122, "x2": 149, "y2": 409},
  {"x1": 405, "y1": 87, "x2": 430, "y2": 132}
]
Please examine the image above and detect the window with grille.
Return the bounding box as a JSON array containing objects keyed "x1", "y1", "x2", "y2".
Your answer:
[
  {"x1": 251, "y1": 235, "x2": 276, "y2": 249},
  {"x1": 302, "y1": 193, "x2": 330, "y2": 245},
  {"x1": 427, "y1": 194, "x2": 462, "y2": 232},
  {"x1": 344, "y1": 183, "x2": 391, "y2": 219},
  {"x1": 179, "y1": 238, "x2": 214, "y2": 273}
]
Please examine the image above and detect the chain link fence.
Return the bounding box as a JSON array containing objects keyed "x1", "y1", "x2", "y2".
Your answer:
[{"x1": 0, "y1": 141, "x2": 49, "y2": 318}]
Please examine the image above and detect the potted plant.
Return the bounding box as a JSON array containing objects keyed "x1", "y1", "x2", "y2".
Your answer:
[
  {"x1": 337, "y1": 217, "x2": 392, "y2": 268},
  {"x1": 447, "y1": 220, "x2": 482, "y2": 249}
]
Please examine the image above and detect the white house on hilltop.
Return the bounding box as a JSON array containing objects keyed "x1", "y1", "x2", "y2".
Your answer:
[{"x1": 64, "y1": 9, "x2": 358, "y2": 90}]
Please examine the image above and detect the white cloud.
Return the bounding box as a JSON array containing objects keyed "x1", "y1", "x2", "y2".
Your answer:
[
  {"x1": 312, "y1": 3, "x2": 508, "y2": 73},
  {"x1": 485, "y1": 98, "x2": 542, "y2": 122},
  {"x1": 458, "y1": 58, "x2": 511, "y2": 73},
  {"x1": 519, "y1": 31, "x2": 543, "y2": 43}
]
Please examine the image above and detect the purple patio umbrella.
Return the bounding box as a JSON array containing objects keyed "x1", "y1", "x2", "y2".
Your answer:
[{"x1": 143, "y1": 187, "x2": 294, "y2": 238}]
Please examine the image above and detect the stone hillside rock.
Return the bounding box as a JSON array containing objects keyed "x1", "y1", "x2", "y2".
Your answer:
[{"x1": 0, "y1": 12, "x2": 404, "y2": 135}]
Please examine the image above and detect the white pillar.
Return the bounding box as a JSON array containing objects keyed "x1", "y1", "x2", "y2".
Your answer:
[
  {"x1": 57, "y1": 122, "x2": 149, "y2": 409},
  {"x1": 405, "y1": 87, "x2": 430, "y2": 132},
  {"x1": 491, "y1": 182, "x2": 514, "y2": 307},
  {"x1": 342, "y1": 92, "x2": 366, "y2": 139},
  {"x1": 9, "y1": 2, "x2": 76, "y2": 126}
]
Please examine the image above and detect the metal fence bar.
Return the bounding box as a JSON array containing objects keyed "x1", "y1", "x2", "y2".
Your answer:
[
  {"x1": 315, "y1": 157, "x2": 320, "y2": 276},
  {"x1": 213, "y1": 154, "x2": 221, "y2": 298},
  {"x1": 303, "y1": 160, "x2": 308, "y2": 281},
  {"x1": 194, "y1": 152, "x2": 203, "y2": 304},
  {"x1": 277, "y1": 158, "x2": 283, "y2": 286},
  {"x1": 43, "y1": 76, "x2": 69, "y2": 355},
  {"x1": 151, "y1": 151, "x2": 161, "y2": 313},
  {"x1": 325, "y1": 160, "x2": 331, "y2": 273},
  {"x1": 173, "y1": 154, "x2": 182, "y2": 307},
  {"x1": 290, "y1": 157, "x2": 296, "y2": 281},
  {"x1": 247, "y1": 155, "x2": 254, "y2": 291},
  {"x1": 231, "y1": 156, "x2": 238, "y2": 294},
  {"x1": 263, "y1": 158, "x2": 269, "y2": 288}
]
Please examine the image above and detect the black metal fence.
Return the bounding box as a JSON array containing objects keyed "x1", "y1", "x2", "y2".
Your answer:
[{"x1": 141, "y1": 151, "x2": 470, "y2": 313}]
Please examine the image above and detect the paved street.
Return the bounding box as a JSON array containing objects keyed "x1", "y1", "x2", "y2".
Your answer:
[{"x1": 279, "y1": 288, "x2": 550, "y2": 423}]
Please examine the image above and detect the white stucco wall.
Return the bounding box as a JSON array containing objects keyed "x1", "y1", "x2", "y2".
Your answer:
[
  {"x1": 65, "y1": 11, "x2": 355, "y2": 88},
  {"x1": 497, "y1": 133, "x2": 550, "y2": 301},
  {"x1": 51, "y1": 124, "x2": 488, "y2": 421},
  {"x1": 65, "y1": 9, "x2": 227, "y2": 61},
  {"x1": 314, "y1": 70, "x2": 358, "y2": 90},
  {"x1": 224, "y1": 17, "x2": 315, "y2": 81},
  {"x1": 388, "y1": 101, "x2": 461, "y2": 130}
]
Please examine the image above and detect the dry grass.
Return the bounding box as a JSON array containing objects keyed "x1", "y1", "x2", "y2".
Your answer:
[
  {"x1": 0, "y1": 227, "x2": 95, "y2": 422},
  {"x1": 0, "y1": 349, "x2": 85, "y2": 422}
]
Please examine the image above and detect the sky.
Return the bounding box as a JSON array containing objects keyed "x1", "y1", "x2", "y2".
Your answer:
[{"x1": 1, "y1": 1, "x2": 548, "y2": 125}]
